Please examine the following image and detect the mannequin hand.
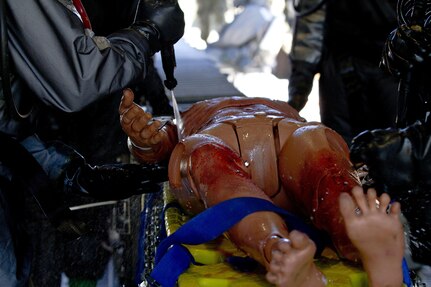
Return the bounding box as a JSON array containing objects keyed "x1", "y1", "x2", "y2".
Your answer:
[{"x1": 119, "y1": 88, "x2": 164, "y2": 149}]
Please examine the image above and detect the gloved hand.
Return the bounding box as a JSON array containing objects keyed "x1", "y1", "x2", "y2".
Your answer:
[
  {"x1": 64, "y1": 152, "x2": 168, "y2": 200},
  {"x1": 350, "y1": 121, "x2": 431, "y2": 198},
  {"x1": 131, "y1": 1, "x2": 185, "y2": 55},
  {"x1": 381, "y1": 25, "x2": 431, "y2": 78},
  {"x1": 288, "y1": 60, "x2": 317, "y2": 111},
  {"x1": 350, "y1": 127, "x2": 415, "y2": 196}
]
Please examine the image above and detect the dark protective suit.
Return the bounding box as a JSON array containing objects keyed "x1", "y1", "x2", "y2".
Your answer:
[
  {"x1": 288, "y1": 0, "x2": 399, "y2": 145},
  {"x1": 0, "y1": 0, "x2": 183, "y2": 286},
  {"x1": 349, "y1": 0, "x2": 431, "y2": 267},
  {"x1": 380, "y1": 0, "x2": 431, "y2": 127}
]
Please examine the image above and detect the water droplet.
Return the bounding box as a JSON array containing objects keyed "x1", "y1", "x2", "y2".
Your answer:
[{"x1": 244, "y1": 161, "x2": 250, "y2": 167}]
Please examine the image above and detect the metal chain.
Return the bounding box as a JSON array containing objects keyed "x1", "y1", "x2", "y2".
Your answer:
[{"x1": 139, "y1": 191, "x2": 164, "y2": 287}]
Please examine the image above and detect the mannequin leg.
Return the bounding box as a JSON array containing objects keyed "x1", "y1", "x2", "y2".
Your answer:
[
  {"x1": 279, "y1": 124, "x2": 361, "y2": 260},
  {"x1": 168, "y1": 134, "x2": 326, "y2": 287}
]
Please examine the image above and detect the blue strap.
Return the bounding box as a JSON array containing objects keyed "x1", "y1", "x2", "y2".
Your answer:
[
  {"x1": 150, "y1": 197, "x2": 327, "y2": 286},
  {"x1": 150, "y1": 244, "x2": 193, "y2": 287},
  {"x1": 402, "y1": 258, "x2": 412, "y2": 287}
]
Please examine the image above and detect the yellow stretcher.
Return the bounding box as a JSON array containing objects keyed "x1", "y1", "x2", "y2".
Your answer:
[{"x1": 160, "y1": 184, "x2": 371, "y2": 287}]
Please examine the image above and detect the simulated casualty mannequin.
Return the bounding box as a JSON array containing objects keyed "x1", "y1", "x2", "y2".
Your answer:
[{"x1": 119, "y1": 89, "x2": 404, "y2": 287}]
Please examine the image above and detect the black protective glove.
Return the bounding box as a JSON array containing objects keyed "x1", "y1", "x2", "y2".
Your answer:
[
  {"x1": 131, "y1": 1, "x2": 185, "y2": 55},
  {"x1": 350, "y1": 126, "x2": 416, "y2": 196},
  {"x1": 350, "y1": 121, "x2": 431, "y2": 196},
  {"x1": 288, "y1": 60, "x2": 317, "y2": 111},
  {"x1": 350, "y1": 121, "x2": 431, "y2": 266},
  {"x1": 64, "y1": 153, "x2": 168, "y2": 200},
  {"x1": 381, "y1": 25, "x2": 431, "y2": 78}
]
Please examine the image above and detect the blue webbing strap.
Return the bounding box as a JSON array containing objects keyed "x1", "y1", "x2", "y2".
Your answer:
[
  {"x1": 149, "y1": 196, "x2": 412, "y2": 287},
  {"x1": 403, "y1": 258, "x2": 412, "y2": 287},
  {"x1": 149, "y1": 197, "x2": 327, "y2": 286}
]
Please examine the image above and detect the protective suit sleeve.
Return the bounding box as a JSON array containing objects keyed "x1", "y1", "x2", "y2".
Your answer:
[
  {"x1": 5, "y1": 0, "x2": 152, "y2": 113},
  {"x1": 288, "y1": 0, "x2": 325, "y2": 111},
  {"x1": 289, "y1": 0, "x2": 326, "y2": 65}
]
